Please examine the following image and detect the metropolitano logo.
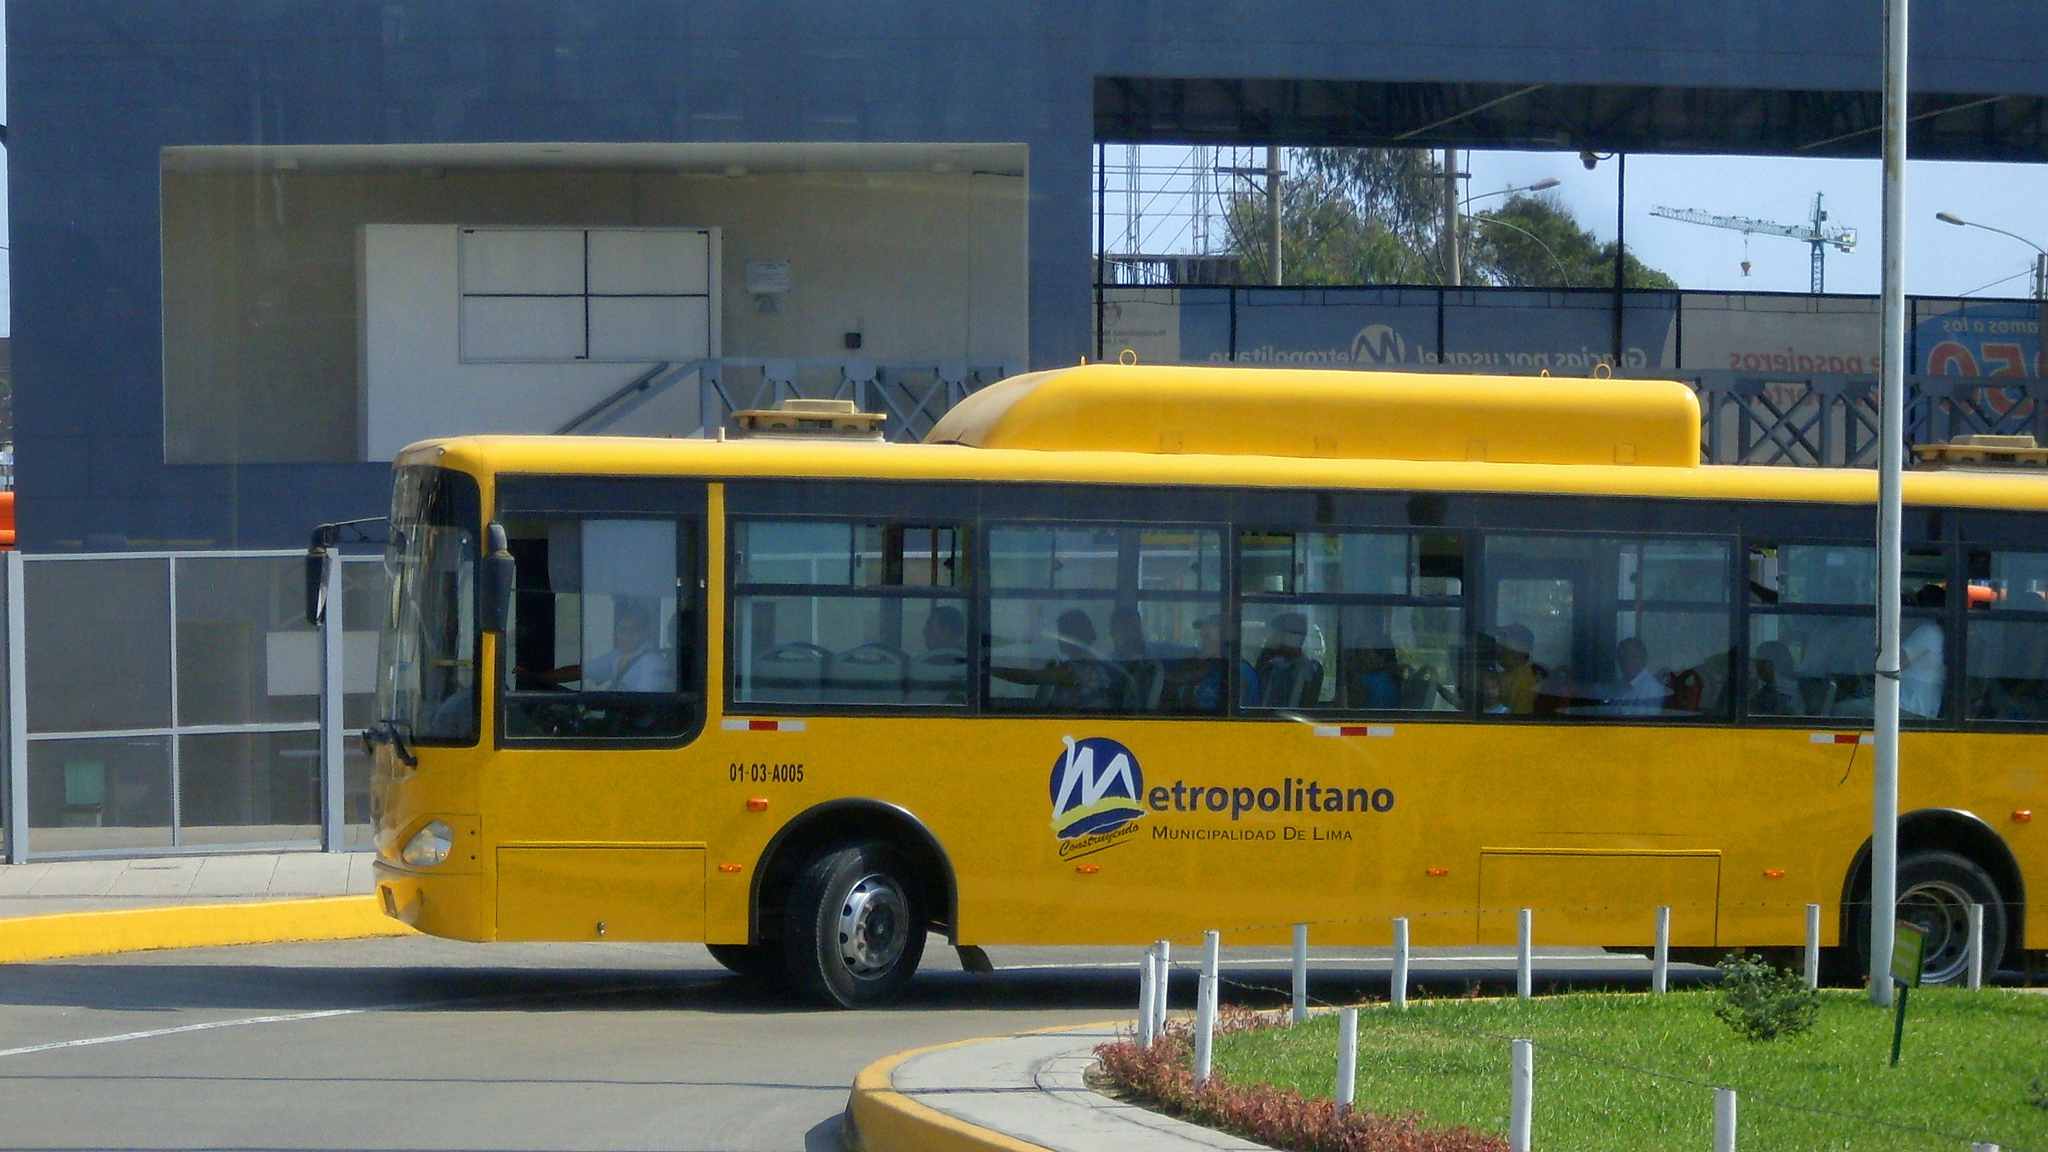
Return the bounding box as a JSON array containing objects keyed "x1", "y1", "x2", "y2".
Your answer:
[{"x1": 1049, "y1": 735, "x2": 1145, "y2": 841}]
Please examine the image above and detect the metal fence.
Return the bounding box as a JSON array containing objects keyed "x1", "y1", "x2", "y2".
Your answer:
[
  {"x1": 0, "y1": 549, "x2": 384, "y2": 862},
  {"x1": 1694, "y1": 371, "x2": 2048, "y2": 466}
]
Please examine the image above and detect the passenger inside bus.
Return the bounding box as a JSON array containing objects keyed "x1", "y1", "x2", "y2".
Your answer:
[
  {"x1": 1750, "y1": 640, "x2": 1803, "y2": 715},
  {"x1": 1253, "y1": 611, "x2": 1323, "y2": 707},
  {"x1": 1901, "y1": 584, "x2": 1947, "y2": 719},
  {"x1": 1488, "y1": 624, "x2": 1543, "y2": 715},
  {"x1": 1188, "y1": 612, "x2": 1256, "y2": 712}
]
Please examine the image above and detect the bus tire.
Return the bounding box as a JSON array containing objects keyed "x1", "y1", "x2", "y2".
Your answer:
[
  {"x1": 705, "y1": 943, "x2": 785, "y2": 983},
  {"x1": 1847, "y1": 850, "x2": 2007, "y2": 987},
  {"x1": 784, "y1": 841, "x2": 926, "y2": 1008}
]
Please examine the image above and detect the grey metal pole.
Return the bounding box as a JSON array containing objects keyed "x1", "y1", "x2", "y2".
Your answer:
[
  {"x1": 1871, "y1": 0, "x2": 1909, "y2": 1009},
  {"x1": 320, "y1": 552, "x2": 346, "y2": 851},
  {"x1": 1652, "y1": 906, "x2": 1670, "y2": 995},
  {"x1": 1442, "y1": 147, "x2": 1461, "y2": 286},
  {"x1": 3, "y1": 551, "x2": 26, "y2": 864},
  {"x1": 1508, "y1": 1039, "x2": 1533, "y2": 1152},
  {"x1": 1267, "y1": 146, "x2": 1284, "y2": 286}
]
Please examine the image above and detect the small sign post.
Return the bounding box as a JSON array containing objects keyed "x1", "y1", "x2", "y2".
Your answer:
[{"x1": 1889, "y1": 919, "x2": 1925, "y2": 1067}]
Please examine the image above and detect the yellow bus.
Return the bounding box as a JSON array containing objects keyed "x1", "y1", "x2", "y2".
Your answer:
[{"x1": 348, "y1": 364, "x2": 2044, "y2": 1007}]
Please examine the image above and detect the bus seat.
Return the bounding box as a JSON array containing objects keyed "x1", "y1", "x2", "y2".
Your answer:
[
  {"x1": 750, "y1": 642, "x2": 830, "y2": 703},
  {"x1": 830, "y1": 643, "x2": 909, "y2": 703}
]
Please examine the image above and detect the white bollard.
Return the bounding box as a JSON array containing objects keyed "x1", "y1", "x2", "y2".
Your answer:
[
  {"x1": 1154, "y1": 939, "x2": 1172, "y2": 1033},
  {"x1": 1508, "y1": 1039, "x2": 1533, "y2": 1152},
  {"x1": 1292, "y1": 923, "x2": 1309, "y2": 1024},
  {"x1": 1804, "y1": 903, "x2": 1821, "y2": 990},
  {"x1": 1972, "y1": 1143, "x2": 2002, "y2": 1151},
  {"x1": 1335, "y1": 1007, "x2": 1358, "y2": 1114},
  {"x1": 1193, "y1": 973, "x2": 1216, "y2": 1087},
  {"x1": 1392, "y1": 916, "x2": 1411, "y2": 1010},
  {"x1": 1967, "y1": 903, "x2": 1984, "y2": 991},
  {"x1": 1202, "y1": 929, "x2": 1221, "y2": 1021},
  {"x1": 1139, "y1": 946, "x2": 1158, "y2": 1049},
  {"x1": 1653, "y1": 906, "x2": 1670, "y2": 995},
  {"x1": 1713, "y1": 1087, "x2": 1737, "y2": 1152},
  {"x1": 1517, "y1": 908, "x2": 1533, "y2": 1000}
]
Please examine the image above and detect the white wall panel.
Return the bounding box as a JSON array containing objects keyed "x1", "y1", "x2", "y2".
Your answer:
[
  {"x1": 589, "y1": 229, "x2": 710, "y2": 294},
  {"x1": 589, "y1": 296, "x2": 711, "y2": 362}
]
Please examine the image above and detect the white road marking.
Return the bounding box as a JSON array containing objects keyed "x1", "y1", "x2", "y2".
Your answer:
[{"x1": 0, "y1": 1008, "x2": 363, "y2": 1059}]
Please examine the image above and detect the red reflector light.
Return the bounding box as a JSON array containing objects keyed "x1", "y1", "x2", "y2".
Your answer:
[
  {"x1": 1074, "y1": 863, "x2": 1101, "y2": 875},
  {"x1": 1763, "y1": 868, "x2": 1786, "y2": 879},
  {"x1": 716, "y1": 863, "x2": 743, "y2": 875},
  {"x1": 1425, "y1": 867, "x2": 1450, "y2": 878},
  {"x1": 2016, "y1": 809, "x2": 2034, "y2": 823},
  {"x1": 745, "y1": 797, "x2": 770, "y2": 812}
]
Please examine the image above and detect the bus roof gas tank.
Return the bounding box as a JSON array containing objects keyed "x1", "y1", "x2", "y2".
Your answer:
[{"x1": 925, "y1": 363, "x2": 1701, "y2": 469}]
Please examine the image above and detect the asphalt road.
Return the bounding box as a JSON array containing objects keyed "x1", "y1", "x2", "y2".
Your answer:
[{"x1": 0, "y1": 937, "x2": 1702, "y2": 1152}]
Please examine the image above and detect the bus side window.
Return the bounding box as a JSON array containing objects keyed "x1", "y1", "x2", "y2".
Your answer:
[
  {"x1": 500, "y1": 511, "x2": 699, "y2": 742},
  {"x1": 730, "y1": 519, "x2": 968, "y2": 708},
  {"x1": 1238, "y1": 529, "x2": 1464, "y2": 715},
  {"x1": 1964, "y1": 546, "x2": 2048, "y2": 723},
  {"x1": 986, "y1": 524, "x2": 1224, "y2": 716},
  {"x1": 1745, "y1": 542, "x2": 1948, "y2": 722}
]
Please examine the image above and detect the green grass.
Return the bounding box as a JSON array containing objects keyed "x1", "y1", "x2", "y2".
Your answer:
[{"x1": 1212, "y1": 989, "x2": 2048, "y2": 1151}]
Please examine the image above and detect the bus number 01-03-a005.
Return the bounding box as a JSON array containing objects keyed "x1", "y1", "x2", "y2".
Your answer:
[{"x1": 730, "y1": 762, "x2": 805, "y2": 784}]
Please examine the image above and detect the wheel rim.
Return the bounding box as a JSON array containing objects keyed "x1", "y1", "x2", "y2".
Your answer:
[
  {"x1": 1898, "y1": 879, "x2": 1975, "y2": 984},
  {"x1": 836, "y1": 872, "x2": 910, "y2": 980}
]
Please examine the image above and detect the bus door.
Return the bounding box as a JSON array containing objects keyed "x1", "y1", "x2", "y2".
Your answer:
[{"x1": 1475, "y1": 531, "x2": 1728, "y2": 950}]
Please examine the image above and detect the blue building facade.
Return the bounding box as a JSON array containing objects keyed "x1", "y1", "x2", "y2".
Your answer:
[{"x1": 9, "y1": 1, "x2": 2048, "y2": 549}]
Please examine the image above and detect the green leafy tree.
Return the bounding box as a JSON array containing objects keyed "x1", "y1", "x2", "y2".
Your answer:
[
  {"x1": 1218, "y1": 151, "x2": 1675, "y2": 290},
  {"x1": 1466, "y1": 194, "x2": 1677, "y2": 289}
]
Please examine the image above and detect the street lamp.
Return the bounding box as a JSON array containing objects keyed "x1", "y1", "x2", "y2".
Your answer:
[
  {"x1": 1463, "y1": 212, "x2": 1572, "y2": 286},
  {"x1": 1451, "y1": 177, "x2": 1563, "y2": 283},
  {"x1": 1936, "y1": 211, "x2": 2048, "y2": 299},
  {"x1": 1464, "y1": 177, "x2": 1561, "y2": 209}
]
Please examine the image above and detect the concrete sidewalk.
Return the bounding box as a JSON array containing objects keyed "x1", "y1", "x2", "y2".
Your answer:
[
  {"x1": 849, "y1": 1023, "x2": 1273, "y2": 1152},
  {"x1": 0, "y1": 852, "x2": 376, "y2": 919}
]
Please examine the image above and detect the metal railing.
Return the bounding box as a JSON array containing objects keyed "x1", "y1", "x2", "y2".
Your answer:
[{"x1": 0, "y1": 549, "x2": 384, "y2": 862}]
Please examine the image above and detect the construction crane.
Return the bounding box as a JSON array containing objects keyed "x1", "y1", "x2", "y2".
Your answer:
[{"x1": 1648, "y1": 193, "x2": 1857, "y2": 293}]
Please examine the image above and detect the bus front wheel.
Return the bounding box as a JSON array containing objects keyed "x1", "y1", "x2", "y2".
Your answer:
[
  {"x1": 784, "y1": 841, "x2": 927, "y2": 1008},
  {"x1": 1847, "y1": 850, "x2": 2008, "y2": 987}
]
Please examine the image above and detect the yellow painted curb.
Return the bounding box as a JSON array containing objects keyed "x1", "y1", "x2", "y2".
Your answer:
[
  {"x1": 0, "y1": 895, "x2": 413, "y2": 964},
  {"x1": 845, "y1": 1035, "x2": 1056, "y2": 1152}
]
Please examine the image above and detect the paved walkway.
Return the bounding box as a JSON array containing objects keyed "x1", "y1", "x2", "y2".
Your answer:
[
  {"x1": 874, "y1": 1024, "x2": 1273, "y2": 1152},
  {"x1": 0, "y1": 852, "x2": 375, "y2": 918}
]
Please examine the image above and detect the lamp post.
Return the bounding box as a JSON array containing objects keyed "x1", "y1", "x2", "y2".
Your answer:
[
  {"x1": 1463, "y1": 212, "x2": 1572, "y2": 286},
  {"x1": 1453, "y1": 177, "x2": 1562, "y2": 283},
  {"x1": 1936, "y1": 211, "x2": 2048, "y2": 299}
]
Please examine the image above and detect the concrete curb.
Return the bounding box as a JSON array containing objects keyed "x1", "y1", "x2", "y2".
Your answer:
[
  {"x1": 0, "y1": 895, "x2": 412, "y2": 964},
  {"x1": 845, "y1": 1036, "x2": 1054, "y2": 1152}
]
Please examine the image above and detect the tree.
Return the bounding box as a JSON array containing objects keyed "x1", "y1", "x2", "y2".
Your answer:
[
  {"x1": 1218, "y1": 151, "x2": 1675, "y2": 290},
  {"x1": 1465, "y1": 194, "x2": 1677, "y2": 289}
]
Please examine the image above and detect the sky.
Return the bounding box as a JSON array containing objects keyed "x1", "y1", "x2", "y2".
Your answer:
[{"x1": 1115, "y1": 144, "x2": 2048, "y2": 300}]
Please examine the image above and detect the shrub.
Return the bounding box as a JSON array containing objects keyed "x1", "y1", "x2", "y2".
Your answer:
[
  {"x1": 1712, "y1": 952, "x2": 1820, "y2": 1042},
  {"x1": 1095, "y1": 1015, "x2": 1507, "y2": 1152}
]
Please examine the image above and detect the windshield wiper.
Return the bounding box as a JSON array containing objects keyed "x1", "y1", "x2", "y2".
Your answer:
[{"x1": 363, "y1": 719, "x2": 418, "y2": 768}]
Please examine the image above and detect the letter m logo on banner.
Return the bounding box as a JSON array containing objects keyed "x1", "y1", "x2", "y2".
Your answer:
[{"x1": 1049, "y1": 736, "x2": 1145, "y2": 839}]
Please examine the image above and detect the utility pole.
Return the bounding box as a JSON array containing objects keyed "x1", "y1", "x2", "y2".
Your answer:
[
  {"x1": 1871, "y1": 0, "x2": 1908, "y2": 1008},
  {"x1": 1441, "y1": 147, "x2": 1462, "y2": 286},
  {"x1": 1267, "y1": 146, "x2": 1284, "y2": 285}
]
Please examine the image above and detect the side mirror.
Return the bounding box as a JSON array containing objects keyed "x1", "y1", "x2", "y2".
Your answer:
[
  {"x1": 305, "y1": 529, "x2": 332, "y2": 626},
  {"x1": 482, "y1": 522, "x2": 515, "y2": 634}
]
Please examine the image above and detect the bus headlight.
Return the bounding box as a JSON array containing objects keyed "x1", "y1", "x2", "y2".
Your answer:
[{"x1": 401, "y1": 821, "x2": 453, "y2": 868}]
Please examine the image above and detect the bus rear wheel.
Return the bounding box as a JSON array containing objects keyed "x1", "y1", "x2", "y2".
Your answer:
[
  {"x1": 705, "y1": 942, "x2": 785, "y2": 982},
  {"x1": 784, "y1": 841, "x2": 927, "y2": 1008},
  {"x1": 1848, "y1": 850, "x2": 2007, "y2": 986}
]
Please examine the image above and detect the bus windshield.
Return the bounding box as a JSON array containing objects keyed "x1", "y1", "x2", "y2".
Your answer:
[{"x1": 379, "y1": 466, "x2": 481, "y2": 745}]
